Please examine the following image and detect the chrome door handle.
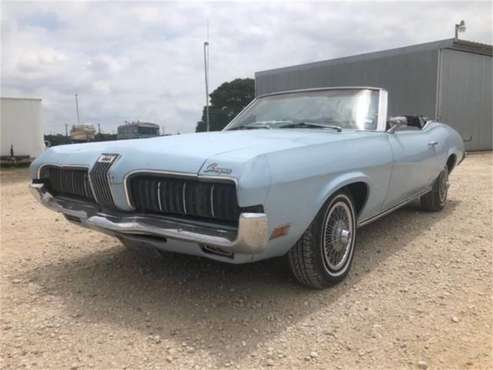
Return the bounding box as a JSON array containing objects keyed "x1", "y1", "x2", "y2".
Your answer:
[{"x1": 428, "y1": 141, "x2": 438, "y2": 146}]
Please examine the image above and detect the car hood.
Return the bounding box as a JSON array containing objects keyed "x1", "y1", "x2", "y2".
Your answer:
[{"x1": 32, "y1": 129, "x2": 373, "y2": 182}]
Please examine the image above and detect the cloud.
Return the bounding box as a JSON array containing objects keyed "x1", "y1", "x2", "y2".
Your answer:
[
  {"x1": 1, "y1": 1, "x2": 491, "y2": 134},
  {"x1": 16, "y1": 48, "x2": 68, "y2": 74}
]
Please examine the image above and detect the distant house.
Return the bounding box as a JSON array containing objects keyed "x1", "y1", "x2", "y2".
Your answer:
[
  {"x1": 0, "y1": 97, "x2": 45, "y2": 161},
  {"x1": 117, "y1": 121, "x2": 160, "y2": 140}
]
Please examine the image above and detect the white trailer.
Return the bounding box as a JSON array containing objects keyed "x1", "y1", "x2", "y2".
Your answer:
[{"x1": 1, "y1": 97, "x2": 45, "y2": 159}]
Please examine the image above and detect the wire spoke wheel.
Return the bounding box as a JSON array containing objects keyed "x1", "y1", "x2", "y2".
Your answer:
[
  {"x1": 321, "y1": 199, "x2": 354, "y2": 274},
  {"x1": 288, "y1": 191, "x2": 357, "y2": 288}
]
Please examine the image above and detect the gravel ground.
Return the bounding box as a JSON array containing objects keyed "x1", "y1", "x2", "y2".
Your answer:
[{"x1": 1, "y1": 153, "x2": 492, "y2": 370}]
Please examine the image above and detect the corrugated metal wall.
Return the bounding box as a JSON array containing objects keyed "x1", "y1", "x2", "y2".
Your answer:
[
  {"x1": 438, "y1": 49, "x2": 492, "y2": 151},
  {"x1": 255, "y1": 43, "x2": 493, "y2": 151},
  {"x1": 255, "y1": 49, "x2": 439, "y2": 119}
]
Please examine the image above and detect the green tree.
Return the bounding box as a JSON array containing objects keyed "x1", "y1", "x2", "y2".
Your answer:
[{"x1": 196, "y1": 78, "x2": 254, "y2": 132}]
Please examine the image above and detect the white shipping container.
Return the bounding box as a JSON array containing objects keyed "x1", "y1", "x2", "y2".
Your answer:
[{"x1": 1, "y1": 97, "x2": 45, "y2": 158}]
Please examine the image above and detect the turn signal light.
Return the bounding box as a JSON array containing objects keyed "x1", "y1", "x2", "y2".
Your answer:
[{"x1": 270, "y1": 224, "x2": 290, "y2": 240}]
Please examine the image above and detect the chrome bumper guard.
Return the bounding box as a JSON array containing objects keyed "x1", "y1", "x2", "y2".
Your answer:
[{"x1": 30, "y1": 183, "x2": 269, "y2": 254}]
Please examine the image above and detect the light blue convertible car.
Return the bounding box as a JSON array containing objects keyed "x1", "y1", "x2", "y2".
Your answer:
[{"x1": 30, "y1": 87, "x2": 465, "y2": 288}]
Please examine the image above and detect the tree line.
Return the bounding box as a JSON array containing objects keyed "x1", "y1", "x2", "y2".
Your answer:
[{"x1": 196, "y1": 78, "x2": 254, "y2": 132}]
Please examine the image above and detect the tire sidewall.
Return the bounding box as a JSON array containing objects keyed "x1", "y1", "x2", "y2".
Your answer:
[{"x1": 437, "y1": 167, "x2": 449, "y2": 207}]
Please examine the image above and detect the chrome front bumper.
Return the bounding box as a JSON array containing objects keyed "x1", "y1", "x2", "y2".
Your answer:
[{"x1": 30, "y1": 183, "x2": 269, "y2": 254}]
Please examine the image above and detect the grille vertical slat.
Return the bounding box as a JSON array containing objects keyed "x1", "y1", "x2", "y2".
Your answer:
[
  {"x1": 159, "y1": 179, "x2": 168, "y2": 212},
  {"x1": 89, "y1": 160, "x2": 116, "y2": 209},
  {"x1": 213, "y1": 183, "x2": 240, "y2": 222},
  {"x1": 40, "y1": 166, "x2": 95, "y2": 202},
  {"x1": 129, "y1": 175, "x2": 240, "y2": 225},
  {"x1": 182, "y1": 183, "x2": 187, "y2": 215},
  {"x1": 166, "y1": 179, "x2": 183, "y2": 214},
  {"x1": 83, "y1": 173, "x2": 89, "y2": 199},
  {"x1": 185, "y1": 182, "x2": 212, "y2": 218},
  {"x1": 157, "y1": 181, "x2": 163, "y2": 211}
]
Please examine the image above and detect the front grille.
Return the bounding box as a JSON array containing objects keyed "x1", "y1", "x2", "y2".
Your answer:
[
  {"x1": 128, "y1": 174, "x2": 241, "y2": 225},
  {"x1": 40, "y1": 166, "x2": 95, "y2": 202},
  {"x1": 89, "y1": 160, "x2": 116, "y2": 209}
]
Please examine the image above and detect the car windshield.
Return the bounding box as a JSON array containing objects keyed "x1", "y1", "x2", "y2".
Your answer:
[{"x1": 225, "y1": 89, "x2": 380, "y2": 131}]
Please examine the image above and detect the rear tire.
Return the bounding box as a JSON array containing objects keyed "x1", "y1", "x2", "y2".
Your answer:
[
  {"x1": 421, "y1": 166, "x2": 449, "y2": 212},
  {"x1": 288, "y1": 191, "x2": 357, "y2": 289}
]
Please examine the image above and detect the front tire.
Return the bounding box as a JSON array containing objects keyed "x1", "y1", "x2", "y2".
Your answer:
[
  {"x1": 421, "y1": 166, "x2": 449, "y2": 212},
  {"x1": 288, "y1": 191, "x2": 357, "y2": 289}
]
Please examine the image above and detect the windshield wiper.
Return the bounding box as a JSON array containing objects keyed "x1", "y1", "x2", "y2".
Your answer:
[
  {"x1": 277, "y1": 121, "x2": 343, "y2": 132},
  {"x1": 230, "y1": 123, "x2": 271, "y2": 130},
  {"x1": 230, "y1": 120, "x2": 292, "y2": 130},
  {"x1": 231, "y1": 120, "x2": 343, "y2": 132}
]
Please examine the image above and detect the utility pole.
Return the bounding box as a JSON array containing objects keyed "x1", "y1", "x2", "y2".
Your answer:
[
  {"x1": 98, "y1": 123, "x2": 101, "y2": 135},
  {"x1": 74, "y1": 94, "x2": 80, "y2": 124},
  {"x1": 203, "y1": 40, "x2": 210, "y2": 132},
  {"x1": 65, "y1": 124, "x2": 68, "y2": 137}
]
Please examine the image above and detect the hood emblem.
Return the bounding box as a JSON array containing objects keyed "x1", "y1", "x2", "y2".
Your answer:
[
  {"x1": 203, "y1": 162, "x2": 232, "y2": 175},
  {"x1": 97, "y1": 153, "x2": 119, "y2": 164}
]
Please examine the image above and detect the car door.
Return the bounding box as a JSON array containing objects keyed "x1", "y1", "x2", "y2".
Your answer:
[{"x1": 383, "y1": 125, "x2": 438, "y2": 209}]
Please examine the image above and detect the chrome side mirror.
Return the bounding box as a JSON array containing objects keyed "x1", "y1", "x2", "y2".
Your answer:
[{"x1": 387, "y1": 116, "x2": 407, "y2": 133}]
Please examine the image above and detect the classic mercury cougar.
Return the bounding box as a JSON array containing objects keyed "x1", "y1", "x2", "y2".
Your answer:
[{"x1": 30, "y1": 87, "x2": 465, "y2": 288}]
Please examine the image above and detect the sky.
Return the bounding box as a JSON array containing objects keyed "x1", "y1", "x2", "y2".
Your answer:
[{"x1": 1, "y1": 1, "x2": 492, "y2": 135}]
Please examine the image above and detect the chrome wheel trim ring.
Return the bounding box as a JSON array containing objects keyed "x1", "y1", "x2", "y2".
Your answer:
[
  {"x1": 321, "y1": 195, "x2": 355, "y2": 276},
  {"x1": 438, "y1": 169, "x2": 449, "y2": 203}
]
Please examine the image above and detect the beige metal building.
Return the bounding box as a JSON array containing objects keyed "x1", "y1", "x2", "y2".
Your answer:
[{"x1": 117, "y1": 121, "x2": 160, "y2": 140}]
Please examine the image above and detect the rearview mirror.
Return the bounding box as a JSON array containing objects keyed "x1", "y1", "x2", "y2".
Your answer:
[{"x1": 387, "y1": 116, "x2": 408, "y2": 133}]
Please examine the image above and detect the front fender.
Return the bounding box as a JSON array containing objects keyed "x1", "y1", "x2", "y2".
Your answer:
[
  {"x1": 200, "y1": 153, "x2": 272, "y2": 208},
  {"x1": 316, "y1": 171, "x2": 369, "y2": 214},
  {"x1": 258, "y1": 171, "x2": 372, "y2": 261}
]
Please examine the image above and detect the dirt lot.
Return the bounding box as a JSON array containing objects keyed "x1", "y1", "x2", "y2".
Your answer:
[{"x1": 0, "y1": 153, "x2": 492, "y2": 370}]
